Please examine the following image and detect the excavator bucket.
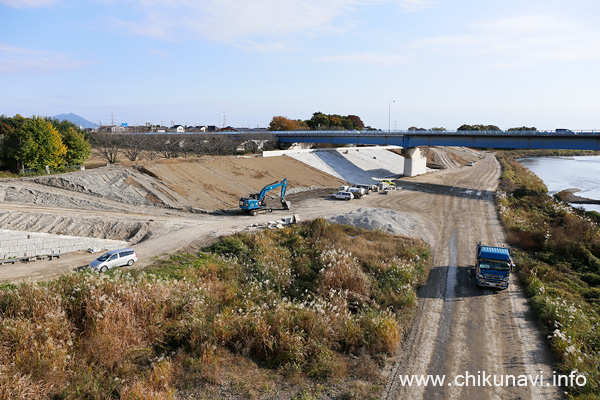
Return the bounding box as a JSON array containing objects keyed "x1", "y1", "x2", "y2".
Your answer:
[{"x1": 282, "y1": 200, "x2": 291, "y2": 210}]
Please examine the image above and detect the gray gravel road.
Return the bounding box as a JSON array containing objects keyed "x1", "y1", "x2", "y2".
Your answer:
[{"x1": 376, "y1": 155, "x2": 562, "y2": 400}]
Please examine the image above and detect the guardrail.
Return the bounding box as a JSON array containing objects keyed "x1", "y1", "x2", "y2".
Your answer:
[{"x1": 276, "y1": 130, "x2": 600, "y2": 136}]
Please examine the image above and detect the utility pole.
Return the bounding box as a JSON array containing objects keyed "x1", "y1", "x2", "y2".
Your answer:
[{"x1": 388, "y1": 100, "x2": 395, "y2": 133}]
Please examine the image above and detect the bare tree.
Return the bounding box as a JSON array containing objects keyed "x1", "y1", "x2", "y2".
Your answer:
[
  {"x1": 90, "y1": 132, "x2": 121, "y2": 164},
  {"x1": 239, "y1": 133, "x2": 277, "y2": 154},
  {"x1": 157, "y1": 135, "x2": 181, "y2": 159},
  {"x1": 178, "y1": 135, "x2": 198, "y2": 158},
  {"x1": 122, "y1": 134, "x2": 145, "y2": 161},
  {"x1": 141, "y1": 134, "x2": 161, "y2": 160}
]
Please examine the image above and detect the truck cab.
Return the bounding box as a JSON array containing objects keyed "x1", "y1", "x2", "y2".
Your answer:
[{"x1": 475, "y1": 243, "x2": 514, "y2": 289}]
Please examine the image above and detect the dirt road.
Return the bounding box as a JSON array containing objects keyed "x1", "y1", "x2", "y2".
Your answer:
[
  {"x1": 377, "y1": 155, "x2": 561, "y2": 400},
  {"x1": 0, "y1": 192, "x2": 363, "y2": 282},
  {"x1": 0, "y1": 151, "x2": 560, "y2": 400}
]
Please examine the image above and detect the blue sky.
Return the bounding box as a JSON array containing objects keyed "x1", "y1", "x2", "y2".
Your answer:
[{"x1": 1, "y1": 0, "x2": 599, "y2": 130}]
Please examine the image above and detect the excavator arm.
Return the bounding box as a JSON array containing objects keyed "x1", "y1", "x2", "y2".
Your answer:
[{"x1": 240, "y1": 178, "x2": 291, "y2": 214}]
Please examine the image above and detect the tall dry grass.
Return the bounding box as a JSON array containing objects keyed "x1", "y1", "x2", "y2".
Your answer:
[
  {"x1": 0, "y1": 219, "x2": 429, "y2": 399},
  {"x1": 496, "y1": 152, "x2": 600, "y2": 398}
]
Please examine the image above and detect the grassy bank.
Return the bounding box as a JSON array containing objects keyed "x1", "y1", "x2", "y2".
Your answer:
[
  {"x1": 0, "y1": 219, "x2": 429, "y2": 399},
  {"x1": 496, "y1": 153, "x2": 600, "y2": 399}
]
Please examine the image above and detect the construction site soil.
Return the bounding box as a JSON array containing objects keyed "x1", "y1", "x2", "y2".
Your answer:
[{"x1": 0, "y1": 148, "x2": 559, "y2": 399}]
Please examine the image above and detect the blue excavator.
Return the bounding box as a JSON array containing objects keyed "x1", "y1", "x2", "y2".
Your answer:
[{"x1": 239, "y1": 178, "x2": 291, "y2": 216}]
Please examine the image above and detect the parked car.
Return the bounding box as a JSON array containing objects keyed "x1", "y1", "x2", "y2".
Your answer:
[
  {"x1": 331, "y1": 191, "x2": 354, "y2": 200},
  {"x1": 467, "y1": 161, "x2": 474, "y2": 166},
  {"x1": 89, "y1": 248, "x2": 138, "y2": 272}
]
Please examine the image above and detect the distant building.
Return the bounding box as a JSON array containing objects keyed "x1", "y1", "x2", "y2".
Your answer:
[
  {"x1": 171, "y1": 125, "x2": 185, "y2": 133},
  {"x1": 98, "y1": 125, "x2": 119, "y2": 133}
]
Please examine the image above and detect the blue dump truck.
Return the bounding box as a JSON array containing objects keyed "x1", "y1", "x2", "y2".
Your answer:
[{"x1": 475, "y1": 242, "x2": 514, "y2": 289}]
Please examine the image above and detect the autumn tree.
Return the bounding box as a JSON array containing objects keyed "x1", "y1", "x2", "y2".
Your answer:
[
  {"x1": 47, "y1": 118, "x2": 91, "y2": 165},
  {"x1": 268, "y1": 116, "x2": 300, "y2": 131},
  {"x1": 348, "y1": 115, "x2": 364, "y2": 130}
]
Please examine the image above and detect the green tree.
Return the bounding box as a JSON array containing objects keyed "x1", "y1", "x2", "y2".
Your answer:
[
  {"x1": 458, "y1": 124, "x2": 501, "y2": 131},
  {"x1": 340, "y1": 117, "x2": 353, "y2": 130},
  {"x1": 306, "y1": 112, "x2": 330, "y2": 130},
  {"x1": 508, "y1": 126, "x2": 537, "y2": 131},
  {"x1": 0, "y1": 114, "x2": 28, "y2": 170},
  {"x1": 61, "y1": 126, "x2": 91, "y2": 165},
  {"x1": 17, "y1": 117, "x2": 67, "y2": 171}
]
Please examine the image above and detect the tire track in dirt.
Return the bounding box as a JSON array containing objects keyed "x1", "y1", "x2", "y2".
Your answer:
[{"x1": 379, "y1": 155, "x2": 562, "y2": 400}]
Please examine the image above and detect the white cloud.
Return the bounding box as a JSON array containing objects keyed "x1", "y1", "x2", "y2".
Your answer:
[
  {"x1": 315, "y1": 52, "x2": 409, "y2": 65},
  {"x1": 107, "y1": 0, "x2": 440, "y2": 51},
  {"x1": 0, "y1": 43, "x2": 88, "y2": 74},
  {"x1": 0, "y1": 0, "x2": 57, "y2": 7},
  {"x1": 396, "y1": 0, "x2": 440, "y2": 12},
  {"x1": 109, "y1": 0, "x2": 363, "y2": 49},
  {"x1": 410, "y1": 14, "x2": 600, "y2": 66}
]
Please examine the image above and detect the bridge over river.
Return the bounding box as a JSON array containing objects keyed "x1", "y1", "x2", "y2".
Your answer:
[{"x1": 277, "y1": 130, "x2": 600, "y2": 151}]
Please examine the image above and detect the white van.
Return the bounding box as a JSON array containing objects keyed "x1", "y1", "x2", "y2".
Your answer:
[{"x1": 89, "y1": 248, "x2": 138, "y2": 272}]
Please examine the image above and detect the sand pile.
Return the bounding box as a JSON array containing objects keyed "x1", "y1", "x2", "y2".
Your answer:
[{"x1": 329, "y1": 207, "x2": 429, "y2": 242}]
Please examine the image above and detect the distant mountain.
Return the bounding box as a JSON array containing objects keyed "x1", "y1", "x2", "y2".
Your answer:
[{"x1": 53, "y1": 113, "x2": 97, "y2": 129}]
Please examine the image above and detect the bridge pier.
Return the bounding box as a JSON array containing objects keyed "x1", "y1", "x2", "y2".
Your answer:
[{"x1": 402, "y1": 147, "x2": 427, "y2": 177}]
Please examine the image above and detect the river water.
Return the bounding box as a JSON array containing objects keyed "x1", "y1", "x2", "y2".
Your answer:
[{"x1": 518, "y1": 156, "x2": 600, "y2": 213}]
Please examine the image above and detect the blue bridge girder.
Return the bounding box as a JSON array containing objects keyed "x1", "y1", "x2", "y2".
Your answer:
[{"x1": 276, "y1": 130, "x2": 600, "y2": 150}]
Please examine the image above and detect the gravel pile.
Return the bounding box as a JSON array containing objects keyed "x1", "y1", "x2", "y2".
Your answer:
[{"x1": 329, "y1": 207, "x2": 420, "y2": 237}]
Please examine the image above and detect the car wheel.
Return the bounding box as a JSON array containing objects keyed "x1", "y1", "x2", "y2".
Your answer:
[
  {"x1": 100, "y1": 266, "x2": 108, "y2": 273},
  {"x1": 127, "y1": 259, "x2": 134, "y2": 266}
]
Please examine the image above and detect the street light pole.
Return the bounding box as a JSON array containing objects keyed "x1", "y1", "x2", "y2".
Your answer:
[{"x1": 388, "y1": 100, "x2": 395, "y2": 133}]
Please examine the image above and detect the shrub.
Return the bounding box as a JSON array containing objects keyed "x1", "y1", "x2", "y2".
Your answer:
[
  {"x1": 496, "y1": 152, "x2": 600, "y2": 398},
  {"x1": 0, "y1": 219, "x2": 430, "y2": 399}
]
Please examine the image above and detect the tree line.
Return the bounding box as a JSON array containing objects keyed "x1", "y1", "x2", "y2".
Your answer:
[
  {"x1": 269, "y1": 112, "x2": 371, "y2": 131},
  {"x1": 90, "y1": 132, "x2": 279, "y2": 164},
  {"x1": 407, "y1": 124, "x2": 538, "y2": 131},
  {"x1": 269, "y1": 114, "x2": 538, "y2": 132},
  {"x1": 0, "y1": 115, "x2": 91, "y2": 172}
]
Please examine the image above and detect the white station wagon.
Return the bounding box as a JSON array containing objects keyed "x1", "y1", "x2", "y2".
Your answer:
[
  {"x1": 89, "y1": 248, "x2": 138, "y2": 272},
  {"x1": 331, "y1": 191, "x2": 354, "y2": 200}
]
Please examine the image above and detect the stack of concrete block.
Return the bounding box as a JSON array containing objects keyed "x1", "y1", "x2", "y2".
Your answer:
[{"x1": 0, "y1": 229, "x2": 128, "y2": 259}]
